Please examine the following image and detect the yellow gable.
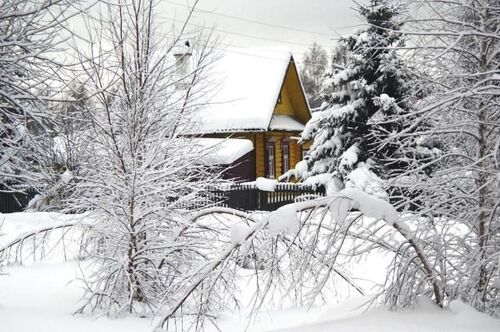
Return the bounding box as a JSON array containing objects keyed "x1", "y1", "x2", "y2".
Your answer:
[{"x1": 273, "y1": 58, "x2": 311, "y2": 126}]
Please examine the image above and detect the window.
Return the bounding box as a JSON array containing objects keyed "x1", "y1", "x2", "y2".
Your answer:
[
  {"x1": 302, "y1": 148, "x2": 309, "y2": 160},
  {"x1": 266, "y1": 141, "x2": 275, "y2": 179},
  {"x1": 282, "y1": 141, "x2": 290, "y2": 173}
]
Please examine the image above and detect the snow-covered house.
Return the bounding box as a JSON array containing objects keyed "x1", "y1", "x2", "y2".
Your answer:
[{"x1": 192, "y1": 49, "x2": 311, "y2": 181}]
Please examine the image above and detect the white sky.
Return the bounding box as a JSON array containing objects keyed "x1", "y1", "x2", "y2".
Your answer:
[
  {"x1": 155, "y1": 0, "x2": 367, "y2": 63},
  {"x1": 64, "y1": 0, "x2": 369, "y2": 70}
]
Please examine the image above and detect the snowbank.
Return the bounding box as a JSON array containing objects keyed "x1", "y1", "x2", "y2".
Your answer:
[
  {"x1": 0, "y1": 213, "x2": 498, "y2": 332},
  {"x1": 0, "y1": 212, "x2": 89, "y2": 246},
  {"x1": 2, "y1": 262, "x2": 498, "y2": 332},
  {"x1": 272, "y1": 296, "x2": 500, "y2": 332},
  {"x1": 0, "y1": 263, "x2": 149, "y2": 332}
]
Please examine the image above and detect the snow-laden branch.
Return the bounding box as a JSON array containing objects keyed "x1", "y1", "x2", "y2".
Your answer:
[
  {"x1": 155, "y1": 189, "x2": 445, "y2": 330},
  {"x1": 0, "y1": 220, "x2": 90, "y2": 265}
]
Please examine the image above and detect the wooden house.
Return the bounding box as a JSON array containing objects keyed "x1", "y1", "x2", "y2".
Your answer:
[{"x1": 193, "y1": 49, "x2": 311, "y2": 182}]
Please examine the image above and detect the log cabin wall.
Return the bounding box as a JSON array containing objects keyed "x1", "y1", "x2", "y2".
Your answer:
[
  {"x1": 205, "y1": 132, "x2": 303, "y2": 180},
  {"x1": 258, "y1": 132, "x2": 302, "y2": 179}
]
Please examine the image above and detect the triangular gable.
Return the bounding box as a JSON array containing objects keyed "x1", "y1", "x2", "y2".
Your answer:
[{"x1": 267, "y1": 56, "x2": 311, "y2": 131}]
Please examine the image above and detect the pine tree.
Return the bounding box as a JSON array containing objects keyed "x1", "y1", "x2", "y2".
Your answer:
[{"x1": 301, "y1": 0, "x2": 424, "y2": 197}]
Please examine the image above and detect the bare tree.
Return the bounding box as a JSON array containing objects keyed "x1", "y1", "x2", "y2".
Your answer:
[
  {"x1": 300, "y1": 42, "x2": 329, "y2": 109},
  {"x1": 69, "y1": 0, "x2": 227, "y2": 317},
  {"x1": 381, "y1": 0, "x2": 500, "y2": 315}
]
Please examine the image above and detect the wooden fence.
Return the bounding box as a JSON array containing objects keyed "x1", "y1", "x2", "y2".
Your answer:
[
  {"x1": 213, "y1": 183, "x2": 325, "y2": 211},
  {"x1": 0, "y1": 190, "x2": 36, "y2": 213},
  {"x1": 0, "y1": 184, "x2": 324, "y2": 213}
]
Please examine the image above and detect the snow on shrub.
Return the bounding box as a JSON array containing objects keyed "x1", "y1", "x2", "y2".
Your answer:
[
  {"x1": 339, "y1": 188, "x2": 398, "y2": 224},
  {"x1": 230, "y1": 223, "x2": 250, "y2": 244},
  {"x1": 267, "y1": 205, "x2": 300, "y2": 236},
  {"x1": 329, "y1": 196, "x2": 352, "y2": 223}
]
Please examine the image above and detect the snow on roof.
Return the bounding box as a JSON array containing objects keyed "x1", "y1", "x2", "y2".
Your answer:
[
  {"x1": 192, "y1": 48, "x2": 292, "y2": 134},
  {"x1": 269, "y1": 114, "x2": 305, "y2": 131},
  {"x1": 195, "y1": 138, "x2": 254, "y2": 165}
]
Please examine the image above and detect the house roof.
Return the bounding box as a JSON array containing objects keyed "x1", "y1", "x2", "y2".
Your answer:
[
  {"x1": 269, "y1": 114, "x2": 305, "y2": 131},
  {"x1": 192, "y1": 48, "x2": 309, "y2": 134}
]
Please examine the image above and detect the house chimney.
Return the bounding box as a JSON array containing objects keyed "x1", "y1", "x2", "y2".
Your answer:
[{"x1": 173, "y1": 40, "x2": 192, "y2": 88}]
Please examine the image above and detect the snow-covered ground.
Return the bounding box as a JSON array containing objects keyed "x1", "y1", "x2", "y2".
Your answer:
[
  {"x1": 0, "y1": 262, "x2": 150, "y2": 332},
  {"x1": 0, "y1": 212, "x2": 87, "y2": 244},
  {"x1": 1, "y1": 212, "x2": 499, "y2": 332}
]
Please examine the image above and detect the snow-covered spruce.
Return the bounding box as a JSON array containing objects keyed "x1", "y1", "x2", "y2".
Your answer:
[{"x1": 298, "y1": 0, "x2": 433, "y2": 201}]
